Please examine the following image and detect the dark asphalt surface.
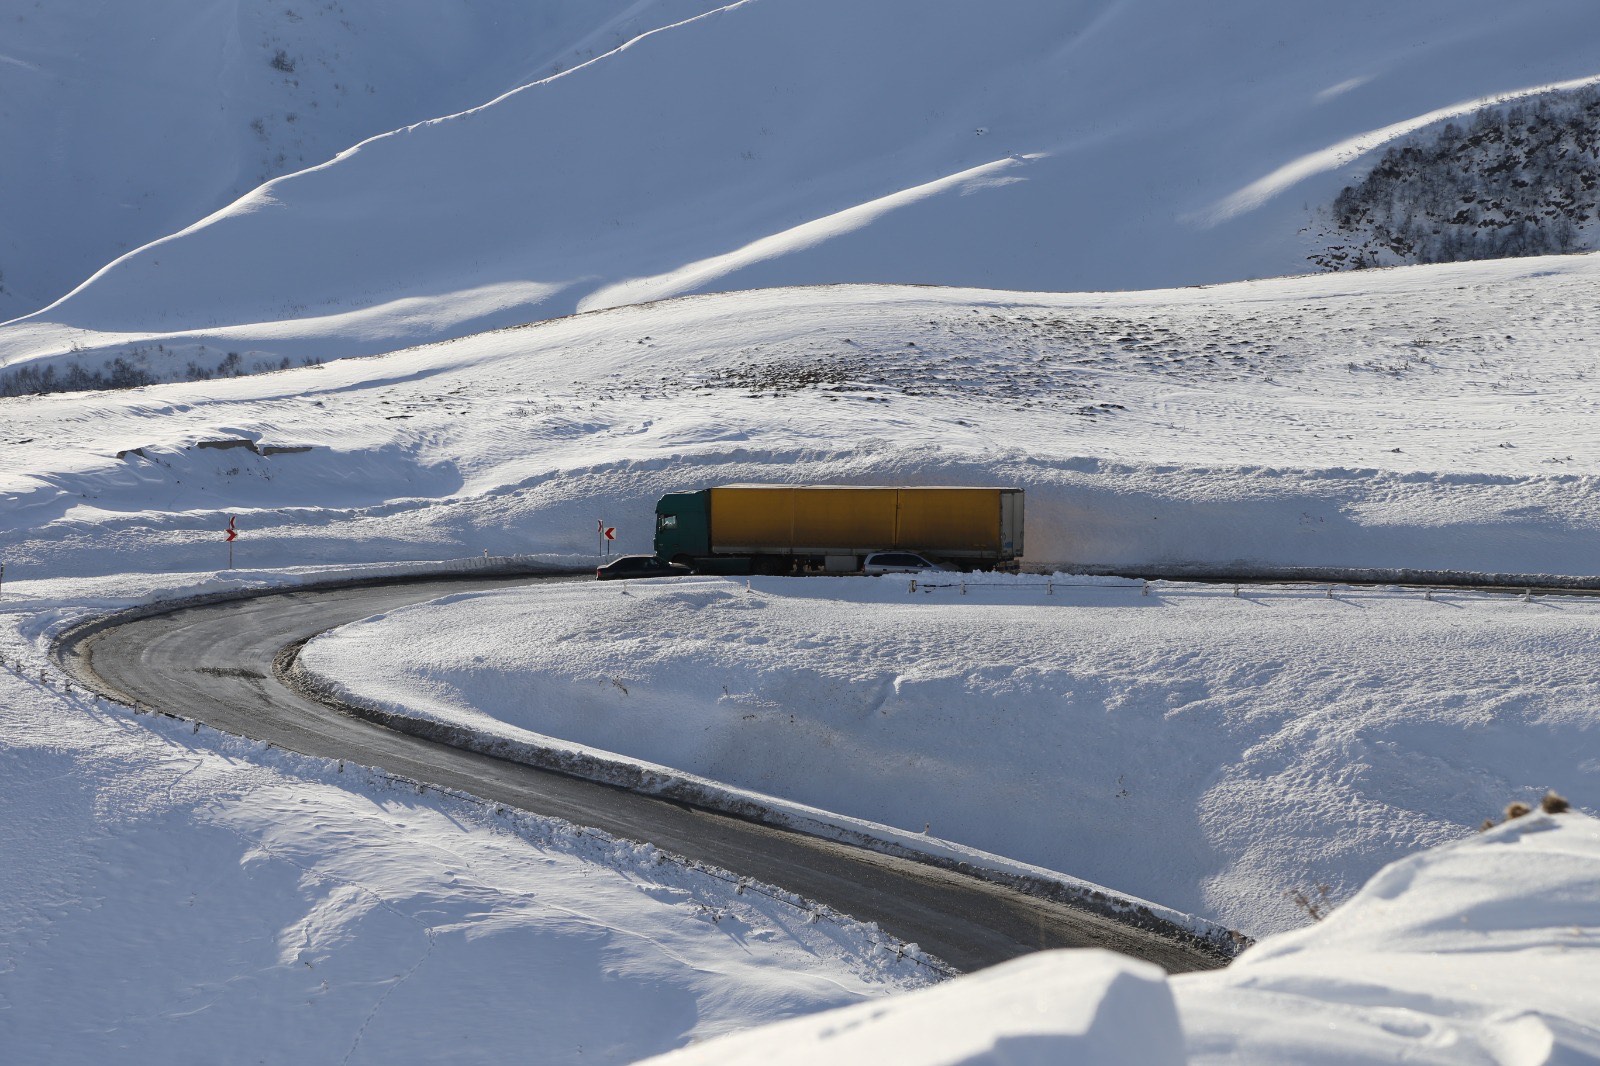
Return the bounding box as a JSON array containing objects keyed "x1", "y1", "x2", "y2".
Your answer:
[{"x1": 58, "y1": 573, "x2": 1228, "y2": 975}]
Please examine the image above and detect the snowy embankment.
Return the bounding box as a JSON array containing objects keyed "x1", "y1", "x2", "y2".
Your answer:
[
  {"x1": 649, "y1": 807, "x2": 1600, "y2": 1064},
  {"x1": 8, "y1": 1, "x2": 1600, "y2": 383},
  {"x1": 0, "y1": 571, "x2": 932, "y2": 1064},
  {"x1": 300, "y1": 574, "x2": 1599, "y2": 937},
  {"x1": 5, "y1": 256, "x2": 1600, "y2": 583}
]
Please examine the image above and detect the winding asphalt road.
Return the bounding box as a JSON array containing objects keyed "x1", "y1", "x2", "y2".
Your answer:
[{"x1": 56, "y1": 572, "x2": 1228, "y2": 975}]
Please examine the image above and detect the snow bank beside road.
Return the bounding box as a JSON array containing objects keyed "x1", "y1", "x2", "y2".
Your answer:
[
  {"x1": 302, "y1": 574, "x2": 1600, "y2": 935},
  {"x1": 648, "y1": 810, "x2": 1600, "y2": 1064}
]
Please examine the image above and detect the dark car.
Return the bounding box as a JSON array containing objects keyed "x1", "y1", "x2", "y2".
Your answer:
[{"x1": 595, "y1": 554, "x2": 691, "y2": 580}]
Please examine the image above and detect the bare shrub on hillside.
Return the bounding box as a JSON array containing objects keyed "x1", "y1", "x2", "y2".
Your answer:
[
  {"x1": 1313, "y1": 87, "x2": 1600, "y2": 270},
  {"x1": 1284, "y1": 883, "x2": 1332, "y2": 922},
  {"x1": 0, "y1": 349, "x2": 306, "y2": 397}
]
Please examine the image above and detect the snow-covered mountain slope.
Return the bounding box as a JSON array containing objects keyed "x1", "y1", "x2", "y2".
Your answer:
[
  {"x1": 3, "y1": 254, "x2": 1599, "y2": 583},
  {"x1": 6, "y1": 0, "x2": 1600, "y2": 385},
  {"x1": 0, "y1": 0, "x2": 722, "y2": 322},
  {"x1": 649, "y1": 809, "x2": 1600, "y2": 1065}
]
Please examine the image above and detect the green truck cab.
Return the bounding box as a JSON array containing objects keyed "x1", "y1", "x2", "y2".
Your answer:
[{"x1": 654, "y1": 490, "x2": 714, "y2": 564}]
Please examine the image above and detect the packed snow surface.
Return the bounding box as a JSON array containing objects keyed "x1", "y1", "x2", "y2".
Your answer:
[
  {"x1": 8, "y1": 1, "x2": 1600, "y2": 380},
  {"x1": 648, "y1": 810, "x2": 1600, "y2": 1064},
  {"x1": 303, "y1": 573, "x2": 1599, "y2": 935},
  {"x1": 0, "y1": 573, "x2": 932, "y2": 1064}
]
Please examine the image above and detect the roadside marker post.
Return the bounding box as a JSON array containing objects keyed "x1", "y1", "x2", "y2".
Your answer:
[
  {"x1": 595, "y1": 521, "x2": 618, "y2": 559},
  {"x1": 0, "y1": 561, "x2": 5, "y2": 599},
  {"x1": 224, "y1": 515, "x2": 238, "y2": 569}
]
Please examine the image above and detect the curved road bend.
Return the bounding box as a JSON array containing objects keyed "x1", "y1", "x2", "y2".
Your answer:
[{"x1": 59, "y1": 574, "x2": 1226, "y2": 975}]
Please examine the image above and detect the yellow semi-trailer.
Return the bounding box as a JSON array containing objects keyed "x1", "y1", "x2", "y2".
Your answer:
[{"x1": 653, "y1": 485, "x2": 1024, "y2": 573}]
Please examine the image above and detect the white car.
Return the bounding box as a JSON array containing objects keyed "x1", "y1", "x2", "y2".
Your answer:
[{"x1": 861, "y1": 551, "x2": 951, "y2": 575}]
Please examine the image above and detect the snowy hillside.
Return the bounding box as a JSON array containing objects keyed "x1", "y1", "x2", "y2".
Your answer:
[
  {"x1": 300, "y1": 573, "x2": 1600, "y2": 936},
  {"x1": 4, "y1": 251, "x2": 1598, "y2": 940},
  {"x1": 0, "y1": 572, "x2": 930, "y2": 1063},
  {"x1": 9, "y1": 2, "x2": 1600, "y2": 1056},
  {"x1": 4, "y1": 255, "x2": 1600, "y2": 581},
  {"x1": 7, "y1": 0, "x2": 1600, "y2": 386},
  {"x1": 0, "y1": 0, "x2": 723, "y2": 322},
  {"x1": 4, "y1": 225, "x2": 1599, "y2": 1060}
]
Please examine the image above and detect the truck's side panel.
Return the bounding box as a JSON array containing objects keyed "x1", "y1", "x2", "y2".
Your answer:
[
  {"x1": 659, "y1": 485, "x2": 1021, "y2": 574},
  {"x1": 895, "y1": 488, "x2": 1002, "y2": 552},
  {"x1": 793, "y1": 488, "x2": 898, "y2": 549},
  {"x1": 703, "y1": 485, "x2": 1021, "y2": 562},
  {"x1": 713, "y1": 486, "x2": 905, "y2": 552},
  {"x1": 709, "y1": 486, "x2": 794, "y2": 549}
]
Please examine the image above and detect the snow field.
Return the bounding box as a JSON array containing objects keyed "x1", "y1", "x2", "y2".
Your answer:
[
  {"x1": 649, "y1": 810, "x2": 1600, "y2": 1064},
  {"x1": 0, "y1": 573, "x2": 932, "y2": 1065},
  {"x1": 301, "y1": 573, "x2": 1600, "y2": 935}
]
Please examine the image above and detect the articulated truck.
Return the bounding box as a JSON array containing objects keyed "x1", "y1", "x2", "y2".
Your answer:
[{"x1": 652, "y1": 484, "x2": 1024, "y2": 574}]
